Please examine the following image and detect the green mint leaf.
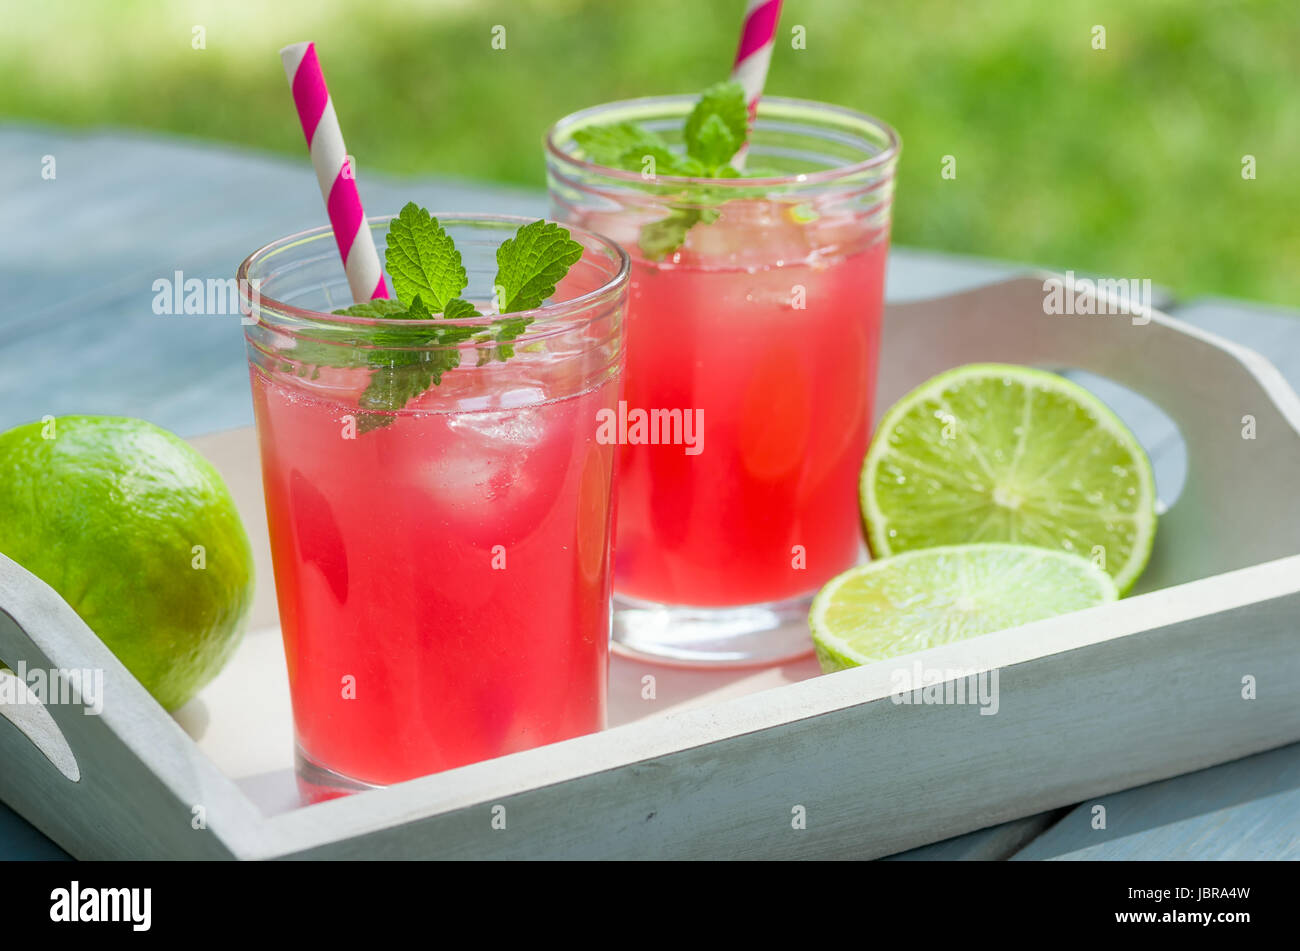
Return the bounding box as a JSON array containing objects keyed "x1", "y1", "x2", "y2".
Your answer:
[
  {"x1": 282, "y1": 328, "x2": 368, "y2": 373},
  {"x1": 684, "y1": 80, "x2": 748, "y2": 168},
  {"x1": 357, "y1": 364, "x2": 436, "y2": 432},
  {"x1": 442, "y1": 297, "x2": 481, "y2": 320},
  {"x1": 300, "y1": 296, "x2": 433, "y2": 376},
  {"x1": 491, "y1": 316, "x2": 532, "y2": 360},
  {"x1": 691, "y1": 112, "x2": 741, "y2": 169},
  {"x1": 318, "y1": 296, "x2": 474, "y2": 430},
  {"x1": 331, "y1": 297, "x2": 411, "y2": 318},
  {"x1": 355, "y1": 321, "x2": 478, "y2": 431},
  {"x1": 493, "y1": 220, "x2": 583, "y2": 313},
  {"x1": 385, "y1": 202, "x2": 467, "y2": 311},
  {"x1": 673, "y1": 155, "x2": 711, "y2": 177},
  {"x1": 573, "y1": 121, "x2": 671, "y2": 169},
  {"x1": 626, "y1": 144, "x2": 684, "y2": 177},
  {"x1": 639, "y1": 147, "x2": 713, "y2": 179},
  {"x1": 353, "y1": 411, "x2": 395, "y2": 433},
  {"x1": 403, "y1": 295, "x2": 433, "y2": 318},
  {"x1": 475, "y1": 315, "x2": 535, "y2": 365},
  {"x1": 638, "y1": 207, "x2": 703, "y2": 261}
]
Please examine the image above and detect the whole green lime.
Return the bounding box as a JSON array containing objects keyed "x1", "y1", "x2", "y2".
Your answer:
[{"x1": 0, "y1": 416, "x2": 254, "y2": 710}]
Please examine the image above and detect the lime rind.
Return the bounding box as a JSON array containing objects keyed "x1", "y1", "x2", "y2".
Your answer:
[
  {"x1": 810, "y1": 542, "x2": 1119, "y2": 672},
  {"x1": 0, "y1": 416, "x2": 254, "y2": 710},
  {"x1": 861, "y1": 364, "x2": 1157, "y2": 594}
]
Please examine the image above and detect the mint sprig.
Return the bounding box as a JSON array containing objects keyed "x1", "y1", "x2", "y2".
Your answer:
[
  {"x1": 279, "y1": 203, "x2": 583, "y2": 432},
  {"x1": 571, "y1": 81, "x2": 778, "y2": 259}
]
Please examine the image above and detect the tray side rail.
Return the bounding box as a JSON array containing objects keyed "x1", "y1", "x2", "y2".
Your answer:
[{"x1": 265, "y1": 555, "x2": 1300, "y2": 860}]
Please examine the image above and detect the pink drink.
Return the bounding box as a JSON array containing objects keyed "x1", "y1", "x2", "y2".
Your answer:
[
  {"x1": 549, "y1": 96, "x2": 899, "y2": 664},
  {"x1": 251, "y1": 371, "x2": 617, "y2": 787},
  {"x1": 609, "y1": 202, "x2": 887, "y2": 607},
  {"x1": 240, "y1": 215, "x2": 627, "y2": 791}
]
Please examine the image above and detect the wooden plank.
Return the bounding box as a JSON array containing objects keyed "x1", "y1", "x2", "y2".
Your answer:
[
  {"x1": 1012, "y1": 742, "x2": 1300, "y2": 860},
  {"x1": 0, "y1": 801, "x2": 70, "y2": 860},
  {"x1": 884, "y1": 810, "x2": 1066, "y2": 861}
]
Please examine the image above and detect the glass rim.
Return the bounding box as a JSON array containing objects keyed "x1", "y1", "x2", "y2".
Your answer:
[
  {"x1": 544, "y1": 94, "x2": 901, "y2": 188},
  {"x1": 237, "y1": 212, "x2": 630, "y2": 331}
]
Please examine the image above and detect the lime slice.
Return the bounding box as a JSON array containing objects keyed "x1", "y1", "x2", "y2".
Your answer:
[
  {"x1": 862, "y1": 364, "x2": 1157, "y2": 594},
  {"x1": 810, "y1": 543, "x2": 1118, "y2": 671}
]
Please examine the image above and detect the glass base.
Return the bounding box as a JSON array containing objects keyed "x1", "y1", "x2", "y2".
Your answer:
[
  {"x1": 612, "y1": 592, "x2": 817, "y2": 668},
  {"x1": 295, "y1": 744, "x2": 384, "y2": 804}
]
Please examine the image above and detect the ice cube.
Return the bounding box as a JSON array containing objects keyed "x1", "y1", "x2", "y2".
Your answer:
[{"x1": 679, "y1": 199, "x2": 818, "y2": 269}]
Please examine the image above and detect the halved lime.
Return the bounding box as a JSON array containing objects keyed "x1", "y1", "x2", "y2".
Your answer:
[
  {"x1": 810, "y1": 543, "x2": 1118, "y2": 671},
  {"x1": 862, "y1": 364, "x2": 1157, "y2": 594}
]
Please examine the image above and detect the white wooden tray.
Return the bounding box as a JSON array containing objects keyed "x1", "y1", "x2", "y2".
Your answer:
[{"x1": 3, "y1": 275, "x2": 1299, "y2": 859}]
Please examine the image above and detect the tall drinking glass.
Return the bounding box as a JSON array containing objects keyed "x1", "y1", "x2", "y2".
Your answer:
[
  {"x1": 547, "y1": 97, "x2": 899, "y2": 666},
  {"x1": 238, "y1": 215, "x2": 628, "y2": 799}
]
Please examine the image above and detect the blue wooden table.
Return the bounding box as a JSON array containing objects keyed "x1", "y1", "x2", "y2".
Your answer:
[{"x1": 2, "y1": 126, "x2": 1298, "y2": 860}]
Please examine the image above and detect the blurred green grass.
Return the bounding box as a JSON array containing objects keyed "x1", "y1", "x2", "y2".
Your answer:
[{"x1": 4, "y1": 0, "x2": 1296, "y2": 305}]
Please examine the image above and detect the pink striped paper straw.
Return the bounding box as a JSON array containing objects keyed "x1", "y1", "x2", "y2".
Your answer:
[
  {"x1": 731, "y1": 0, "x2": 784, "y2": 115},
  {"x1": 729, "y1": 0, "x2": 783, "y2": 169},
  {"x1": 280, "y1": 41, "x2": 389, "y2": 303}
]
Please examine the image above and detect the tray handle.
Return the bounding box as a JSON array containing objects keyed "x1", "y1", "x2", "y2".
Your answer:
[
  {"x1": 0, "y1": 666, "x2": 80, "y2": 781},
  {"x1": 0, "y1": 553, "x2": 253, "y2": 857}
]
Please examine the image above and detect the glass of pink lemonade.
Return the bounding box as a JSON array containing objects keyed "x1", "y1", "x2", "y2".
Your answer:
[
  {"x1": 239, "y1": 215, "x2": 628, "y2": 798},
  {"x1": 547, "y1": 97, "x2": 899, "y2": 666}
]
